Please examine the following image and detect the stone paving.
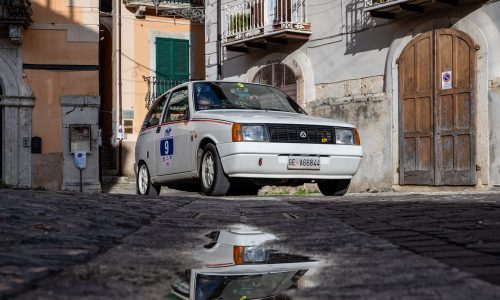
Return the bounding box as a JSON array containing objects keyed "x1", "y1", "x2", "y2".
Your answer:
[{"x1": 1, "y1": 189, "x2": 500, "y2": 299}]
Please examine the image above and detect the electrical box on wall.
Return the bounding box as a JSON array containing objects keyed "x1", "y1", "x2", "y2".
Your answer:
[
  {"x1": 31, "y1": 136, "x2": 41, "y2": 153},
  {"x1": 69, "y1": 125, "x2": 91, "y2": 153}
]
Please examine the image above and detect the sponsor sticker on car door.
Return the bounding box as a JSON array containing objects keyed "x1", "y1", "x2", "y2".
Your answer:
[{"x1": 160, "y1": 127, "x2": 174, "y2": 167}]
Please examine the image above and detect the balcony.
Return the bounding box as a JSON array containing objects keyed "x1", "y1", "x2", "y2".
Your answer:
[
  {"x1": 222, "y1": 0, "x2": 311, "y2": 52},
  {"x1": 123, "y1": 0, "x2": 204, "y2": 21},
  {"x1": 123, "y1": 0, "x2": 204, "y2": 9},
  {"x1": 364, "y1": 0, "x2": 485, "y2": 19},
  {"x1": 0, "y1": 0, "x2": 33, "y2": 27},
  {"x1": 143, "y1": 76, "x2": 188, "y2": 109}
]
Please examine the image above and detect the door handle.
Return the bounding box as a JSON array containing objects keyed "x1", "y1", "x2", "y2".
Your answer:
[{"x1": 156, "y1": 126, "x2": 161, "y2": 133}]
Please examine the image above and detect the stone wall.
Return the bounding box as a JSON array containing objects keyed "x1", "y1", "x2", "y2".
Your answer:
[
  {"x1": 309, "y1": 76, "x2": 393, "y2": 192},
  {"x1": 489, "y1": 77, "x2": 500, "y2": 188},
  {"x1": 60, "y1": 96, "x2": 101, "y2": 192},
  {"x1": 32, "y1": 153, "x2": 63, "y2": 190}
]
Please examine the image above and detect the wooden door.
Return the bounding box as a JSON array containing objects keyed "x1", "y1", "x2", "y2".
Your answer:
[{"x1": 399, "y1": 29, "x2": 476, "y2": 186}]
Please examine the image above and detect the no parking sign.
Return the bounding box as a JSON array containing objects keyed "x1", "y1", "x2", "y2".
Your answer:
[{"x1": 441, "y1": 71, "x2": 452, "y2": 90}]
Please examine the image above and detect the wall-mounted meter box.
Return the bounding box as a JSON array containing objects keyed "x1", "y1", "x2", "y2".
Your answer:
[{"x1": 70, "y1": 125, "x2": 91, "y2": 153}]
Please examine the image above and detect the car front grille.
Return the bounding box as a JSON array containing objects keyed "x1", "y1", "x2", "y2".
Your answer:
[{"x1": 267, "y1": 124, "x2": 336, "y2": 144}]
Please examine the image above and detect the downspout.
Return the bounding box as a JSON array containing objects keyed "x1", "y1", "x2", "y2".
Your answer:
[
  {"x1": 216, "y1": 0, "x2": 222, "y2": 80},
  {"x1": 117, "y1": 0, "x2": 123, "y2": 176}
]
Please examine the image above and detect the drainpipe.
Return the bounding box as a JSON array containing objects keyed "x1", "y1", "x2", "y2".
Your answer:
[
  {"x1": 216, "y1": 0, "x2": 222, "y2": 80},
  {"x1": 117, "y1": 0, "x2": 123, "y2": 176}
]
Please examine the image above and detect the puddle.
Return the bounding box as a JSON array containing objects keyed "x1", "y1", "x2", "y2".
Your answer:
[{"x1": 167, "y1": 225, "x2": 321, "y2": 300}]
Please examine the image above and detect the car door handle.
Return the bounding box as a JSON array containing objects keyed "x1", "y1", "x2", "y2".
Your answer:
[{"x1": 156, "y1": 126, "x2": 161, "y2": 133}]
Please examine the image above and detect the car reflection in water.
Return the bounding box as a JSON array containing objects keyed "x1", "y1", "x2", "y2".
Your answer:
[{"x1": 169, "y1": 225, "x2": 320, "y2": 300}]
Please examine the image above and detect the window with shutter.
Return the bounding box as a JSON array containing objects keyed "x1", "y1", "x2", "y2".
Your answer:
[{"x1": 155, "y1": 37, "x2": 189, "y2": 95}]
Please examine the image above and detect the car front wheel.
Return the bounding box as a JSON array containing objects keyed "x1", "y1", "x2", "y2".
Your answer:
[
  {"x1": 199, "y1": 143, "x2": 230, "y2": 196},
  {"x1": 136, "y1": 163, "x2": 160, "y2": 196},
  {"x1": 317, "y1": 179, "x2": 350, "y2": 196}
]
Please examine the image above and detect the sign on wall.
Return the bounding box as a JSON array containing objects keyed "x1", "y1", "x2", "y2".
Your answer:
[{"x1": 441, "y1": 71, "x2": 452, "y2": 90}]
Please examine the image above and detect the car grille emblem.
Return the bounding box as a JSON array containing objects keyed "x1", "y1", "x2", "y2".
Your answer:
[{"x1": 299, "y1": 131, "x2": 307, "y2": 138}]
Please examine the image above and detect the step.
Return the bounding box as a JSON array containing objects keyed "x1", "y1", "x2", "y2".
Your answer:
[
  {"x1": 101, "y1": 176, "x2": 132, "y2": 185},
  {"x1": 102, "y1": 169, "x2": 118, "y2": 176}
]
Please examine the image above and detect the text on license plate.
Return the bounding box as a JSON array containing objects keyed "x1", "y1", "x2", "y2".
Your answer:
[{"x1": 287, "y1": 156, "x2": 320, "y2": 170}]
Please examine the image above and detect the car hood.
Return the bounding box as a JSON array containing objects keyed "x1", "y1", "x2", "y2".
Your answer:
[{"x1": 192, "y1": 110, "x2": 355, "y2": 128}]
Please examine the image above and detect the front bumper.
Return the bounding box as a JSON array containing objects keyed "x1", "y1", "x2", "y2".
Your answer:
[{"x1": 217, "y1": 142, "x2": 363, "y2": 179}]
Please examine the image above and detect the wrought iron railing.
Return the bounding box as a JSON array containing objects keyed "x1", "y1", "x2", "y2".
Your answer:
[
  {"x1": 222, "y1": 0, "x2": 309, "y2": 43},
  {"x1": 143, "y1": 76, "x2": 188, "y2": 109},
  {"x1": 123, "y1": 0, "x2": 204, "y2": 6},
  {"x1": 365, "y1": 0, "x2": 391, "y2": 7},
  {"x1": 0, "y1": 0, "x2": 32, "y2": 27}
]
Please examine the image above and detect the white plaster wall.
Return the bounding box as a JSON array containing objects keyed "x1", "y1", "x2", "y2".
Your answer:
[
  {"x1": 207, "y1": 0, "x2": 500, "y2": 190},
  {"x1": 205, "y1": 0, "x2": 218, "y2": 79}
]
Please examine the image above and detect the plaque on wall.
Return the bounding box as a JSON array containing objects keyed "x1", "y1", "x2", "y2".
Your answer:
[{"x1": 70, "y1": 125, "x2": 91, "y2": 153}]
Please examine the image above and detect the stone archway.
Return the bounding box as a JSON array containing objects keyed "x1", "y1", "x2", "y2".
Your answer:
[
  {"x1": 252, "y1": 63, "x2": 298, "y2": 101},
  {"x1": 0, "y1": 47, "x2": 34, "y2": 187}
]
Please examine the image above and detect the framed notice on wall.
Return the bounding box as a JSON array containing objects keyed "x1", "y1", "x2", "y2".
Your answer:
[{"x1": 70, "y1": 125, "x2": 91, "y2": 153}]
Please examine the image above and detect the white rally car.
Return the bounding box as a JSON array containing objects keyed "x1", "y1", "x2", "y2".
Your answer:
[
  {"x1": 170, "y1": 225, "x2": 320, "y2": 300},
  {"x1": 135, "y1": 81, "x2": 363, "y2": 196}
]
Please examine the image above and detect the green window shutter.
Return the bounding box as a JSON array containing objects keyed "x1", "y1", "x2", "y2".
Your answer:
[
  {"x1": 156, "y1": 37, "x2": 173, "y2": 79},
  {"x1": 155, "y1": 38, "x2": 189, "y2": 95},
  {"x1": 173, "y1": 39, "x2": 189, "y2": 78}
]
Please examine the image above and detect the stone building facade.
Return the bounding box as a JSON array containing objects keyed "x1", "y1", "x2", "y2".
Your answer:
[
  {"x1": 0, "y1": 0, "x2": 100, "y2": 191},
  {"x1": 205, "y1": 0, "x2": 500, "y2": 192}
]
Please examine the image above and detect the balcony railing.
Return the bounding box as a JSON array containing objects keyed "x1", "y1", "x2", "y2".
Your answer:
[
  {"x1": 123, "y1": 0, "x2": 204, "y2": 8},
  {"x1": 0, "y1": 0, "x2": 33, "y2": 27},
  {"x1": 364, "y1": 0, "x2": 478, "y2": 19},
  {"x1": 143, "y1": 76, "x2": 188, "y2": 109},
  {"x1": 222, "y1": 0, "x2": 310, "y2": 46}
]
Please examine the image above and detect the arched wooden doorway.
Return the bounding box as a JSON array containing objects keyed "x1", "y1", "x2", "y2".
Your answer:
[
  {"x1": 253, "y1": 63, "x2": 297, "y2": 102},
  {"x1": 398, "y1": 29, "x2": 476, "y2": 186}
]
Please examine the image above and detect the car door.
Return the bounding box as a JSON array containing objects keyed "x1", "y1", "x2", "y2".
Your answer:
[
  {"x1": 155, "y1": 87, "x2": 192, "y2": 176},
  {"x1": 138, "y1": 94, "x2": 168, "y2": 177}
]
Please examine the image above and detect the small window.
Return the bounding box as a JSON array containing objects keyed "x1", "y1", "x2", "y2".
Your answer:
[
  {"x1": 143, "y1": 95, "x2": 168, "y2": 129},
  {"x1": 123, "y1": 120, "x2": 133, "y2": 134},
  {"x1": 164, "y1": 88, "x2": 190, "y2": 122}
]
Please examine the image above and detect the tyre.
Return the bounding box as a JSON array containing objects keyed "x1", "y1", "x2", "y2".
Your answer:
[
  {"x1": 199, "y1": 143, "x2": 230, "y2": 196},
  {"x1": 136, "y1": 163, "x2": 160, "y2": 196},
  {"x1": 317, "y1": 179, "x2": 350, "y2": 196}
]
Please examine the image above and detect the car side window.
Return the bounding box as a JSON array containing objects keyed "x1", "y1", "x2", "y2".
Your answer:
[
  {"x1": 163, "y1": 88, "x2": 190, "y2": 122},
  {"x1": 142, "y1": 95, "x2": 168, "y2": 129}
]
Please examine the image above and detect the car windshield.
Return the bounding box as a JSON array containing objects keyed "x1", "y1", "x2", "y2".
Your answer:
[{"x1": 193, "y1": 82, "x2": 306, "y2": 114}]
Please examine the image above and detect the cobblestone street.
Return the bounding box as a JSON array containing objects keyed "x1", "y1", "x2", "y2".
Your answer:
[{"x1": 1, "y1": 189, "x2": 500, "y2": 299}]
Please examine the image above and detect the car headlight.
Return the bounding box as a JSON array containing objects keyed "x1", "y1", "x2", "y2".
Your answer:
[
  {"x1": 233, "y1": 246, "x2": 268, "y2": 264},
  {"x1": 232, "y1": 123, "x2": 269, "y2": 142},
  {"x1": 335, "y1": 128, "x2": 355, "y2": 144}
]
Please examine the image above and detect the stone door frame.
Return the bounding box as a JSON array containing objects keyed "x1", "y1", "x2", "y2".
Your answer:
[{"x1": 0, "y1": 45, "x2": 34, "y2": 187}]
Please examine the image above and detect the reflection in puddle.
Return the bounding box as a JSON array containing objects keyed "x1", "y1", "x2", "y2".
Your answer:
[{"x1": 169, "y1": 225, "x2": 320, "y2": 300}]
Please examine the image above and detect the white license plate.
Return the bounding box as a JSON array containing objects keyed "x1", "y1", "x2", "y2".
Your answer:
[{"x1": 287, "y1": 156, "x2": 320, "y2": 170}]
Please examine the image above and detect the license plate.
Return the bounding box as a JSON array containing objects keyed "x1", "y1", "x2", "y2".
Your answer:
[{"x1": 287, "y1": 156, "x2": 320, "y2": 170}]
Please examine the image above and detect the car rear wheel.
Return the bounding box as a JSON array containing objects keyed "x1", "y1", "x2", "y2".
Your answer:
[
  {"x1": 136, "y1": 163, "x2": 160, "y2": 196},
  {"x1": 200, "y1": 143, "x2": 230, "y2": 196},
  {"x1": 317, "y1": 179, "x2": 350, "y2": 196}
]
